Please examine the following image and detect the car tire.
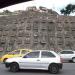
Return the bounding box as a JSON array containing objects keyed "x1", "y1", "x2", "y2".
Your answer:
[
  {"x1": 3, "y1": 58, "x2": 8, "y2": 63},
  {"x1": 10, "y1": 62, "x2": 19, "y2": 72},
  {"x1": 48, "y1": 64, "x2": 59, "y2": 74},
  {"x1": 72, "y1": 57, "x2": 75, "y2": 63}
]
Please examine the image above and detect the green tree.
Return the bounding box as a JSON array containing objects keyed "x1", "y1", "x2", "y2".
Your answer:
[
  {"x1": 60, "y1": 4, "x2": 75, "y2": 15},
  {"x1": 3, "y1": 10, "x2": 12, "y2": 14}
]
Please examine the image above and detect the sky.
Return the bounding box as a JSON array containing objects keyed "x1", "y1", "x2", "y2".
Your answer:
[{"x1": 0, "y1": 0, "x2": 75, "y2": 14}]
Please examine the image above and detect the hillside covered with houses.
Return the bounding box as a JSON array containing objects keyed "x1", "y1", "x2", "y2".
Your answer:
[{"x1": 0, "y1": 6, "x2": 75, "y2": 52}]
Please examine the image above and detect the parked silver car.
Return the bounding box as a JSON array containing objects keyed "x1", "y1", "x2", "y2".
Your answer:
[{"x1": 58, "y1": 50, "x2": 75, "y2": 62}]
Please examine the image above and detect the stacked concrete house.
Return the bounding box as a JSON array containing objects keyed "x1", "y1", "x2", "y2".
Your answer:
[{"x1": 0, "y1": 6, "x2": 75, "y2": 52}]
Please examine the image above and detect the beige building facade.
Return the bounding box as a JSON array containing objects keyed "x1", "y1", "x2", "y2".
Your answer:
[{"x1": 0, "y1": 7, "x2": 75, "y2": 52}]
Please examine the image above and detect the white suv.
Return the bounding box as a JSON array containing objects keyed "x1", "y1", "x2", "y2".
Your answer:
[
  {"x1": 58, "y1": 50, "x2": 75, "y2": 62},
  {"x1": 5, "y1": 50, "x2": 63, "y2": 74}
]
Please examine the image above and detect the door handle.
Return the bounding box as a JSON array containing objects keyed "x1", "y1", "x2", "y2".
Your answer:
[{"x1": 37, "y1": 59, "x2": 40, "y2": 61}]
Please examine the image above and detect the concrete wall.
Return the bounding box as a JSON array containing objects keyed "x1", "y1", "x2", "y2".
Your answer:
[{"x1": 0, "y1": 8, "x2": 75, "y2": 52}]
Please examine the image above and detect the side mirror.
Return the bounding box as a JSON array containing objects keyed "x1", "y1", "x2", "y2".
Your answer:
[
  {"x1": 23, "y1": 55, "x2": 30, "y2": 58},
  {"x1": 23, "y1": 55, "x2": 27, "y2": 58}
]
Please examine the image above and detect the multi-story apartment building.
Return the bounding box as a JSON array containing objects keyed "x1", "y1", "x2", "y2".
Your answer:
[{"x1": 0, "y1": 6, "x2": 75, "y2": 52}]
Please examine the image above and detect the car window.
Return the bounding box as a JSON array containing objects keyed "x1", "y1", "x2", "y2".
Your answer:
[
  {"x1": 21, "y1": 50, "x2": 28, "y2": 54},
  {"x1": 12, "y1": 50, "x2": 20, "y2": 54},
  {"x1": 41, "y1": 51, "x2": 55, "y2": 58},
  {"x1": 23, "y1": 51, "x2": 40, "y2": 58},
  {"x1": 60, "y1": 51, "x2": 74, "y2": 54}
]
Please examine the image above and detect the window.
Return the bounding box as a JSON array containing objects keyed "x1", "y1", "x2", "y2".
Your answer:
[
  {"x1": 13, "y1": 50, "x2": 20, "y2": 54},
  {"x1": 41, "y1": 51, "x2": 55, "y2": 58},
  {"x1": 33, "y1": 39, "x2": 38, "y2": 44},
  {"x1": 24, "y1": 38, "x2": 30, "y2": 44},
  {"x1": 16, "y1": 39, "x2": 22, "y2": 44},
  {"x1": 21, "y1": 50, "x2": 28, "y2": 54},
  {"x1": 60, "y1": 51, "x2": 74, "y2": 54},
  {"x1": 25, "y1": 33, "x2": 31, "y2": 37},
  {"x1": 23, "y1": 51, "x2": 40, "y2": 58},
  {"x1": 9, "y1": 50, "x2": 20, "y2": 54},
  {"x1": 18, "y1": 31, "x2": 25, "y2": 37},
  {"x1": 26, "y1": 24, "x2": 31, "y2": 30}
]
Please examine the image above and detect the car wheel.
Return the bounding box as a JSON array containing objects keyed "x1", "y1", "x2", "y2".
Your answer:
[
  {"x1": 72, "y1": 57, "x2": 75, "y2": 63},
  {"x1": 3, "y1": 58, "x2": 8, "y2": 63},
  {"x1": 10, "y1": 62, "x2": 19, "y2": 72},
  {"x1": 48, "y1": 64, "x2": 59, "y2": 74}
]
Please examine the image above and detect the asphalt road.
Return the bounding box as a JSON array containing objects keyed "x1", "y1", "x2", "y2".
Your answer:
[{"x1": 0, "y1": 63, "x2": 75, "y2": 75}]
